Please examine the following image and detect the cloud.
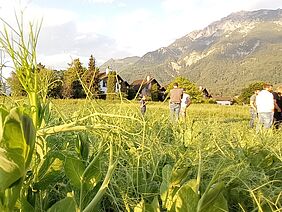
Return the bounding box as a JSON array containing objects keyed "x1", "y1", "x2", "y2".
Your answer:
[
  {"x1": 2, "y1": 0, "x2": 282, "y2": 72},
  {"x1": 107, "y1": 8, "x2": 168, "y2": 56},
  {"x1": 159, "y1": 0, "x2": 282, "y2": 41},
  {"x1": 0, "y1": 1, "x2": 77, "y2": 28},
  {"x1": 83, "y1": 0, "x2": 115, "y2": 3},
  {"x1": 253, "y1": 0, "x2": 282, "y2": 9},
  {"x1": 0, "y1": 0, "x2": 119, "y2": 69},
  {"x1": 37, "y1": 20, "x2": 130, "y2": 69},
  {"x1": 31, "y1": 7, "x2": 77, "y2": 27}
]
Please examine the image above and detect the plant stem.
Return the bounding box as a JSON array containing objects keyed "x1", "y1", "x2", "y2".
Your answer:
[{"x1": 83, "y1": 141, "x2": 115, "y2": 212}]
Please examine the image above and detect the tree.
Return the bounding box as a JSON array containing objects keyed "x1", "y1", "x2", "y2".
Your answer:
[
  {"x1": 46, "y1": 70, "x2": 64, "y2": 98},
  {"x1": 7, "y1": 71, "x2": 26, "y2": 96},
  {"x1": 127, "y1": 87, "x2": 136, "y2": 100},
  {"x1": 238, "y1": 81, "x2": 264, "y2": 104},
  {"x1": 166, "y1": 76, "x2": 203, "y2": 102},
  {"x1": 83, "y1": 55, "x2": 100, "y2": 98},
  {"x1": 106, "y1": 71, "x2": 116, "y2": 101},
  {"x1": 151, "y1": 83, "x2": 159, "y2": 101},
  {"x1": 7, "y1": 64, "x2": 63, "y2": 98},
  {"x1": 63, "y1": 58, "x2": 86, "y2": 98},
  {"x1": 36, "y1": 63, "x2": 63, "y2": 100}
]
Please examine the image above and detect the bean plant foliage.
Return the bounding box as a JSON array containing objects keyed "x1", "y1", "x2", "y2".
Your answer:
[
  {"x1": 0, "y1": 13, "x2": 137, "y2": 212},
  {"x1": 1, "y1": 12, "x2": 282, "y2": 212}
]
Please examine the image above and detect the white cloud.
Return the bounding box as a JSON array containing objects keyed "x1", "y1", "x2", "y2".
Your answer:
[
  {"x1": 159, "y1": 0, "x2": 282, "y2": 42},
  {"x1": 117, "y1": 2, "x2": 127, "y2": 8},
  {"x1": 0, "y1": 1, "x2": 77, "y2": 28},
  {"x1": 83, "y1": 0, "x2": 115, "y2": 3},
  {"x1": 37, "y1": 53, "x2": 72, "y2": 70},
  {"x1": 76, "y1": 17, "x2": 107, "y2": 34},
  {"x1": 2, "y1": 0, "x2": 282, "y2": 72},
  {"x1": 31, "y1": 7, "x2": 77, "y2": 27},
  {"x1": 162, "y1": 0, "x2": 198, "y2": 12},
  {"x1": 107, "y1": 8, "x2": 165, "y2": 56}
]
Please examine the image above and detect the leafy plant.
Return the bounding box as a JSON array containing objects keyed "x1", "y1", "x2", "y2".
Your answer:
[
  {"x1": 238, "y1": 81, "x2": 264, "y2": 104},
  {"x1": 166, "y1": 76, "x2": 204, "y2": 102},
  {"x1": 0, "y1": 12, "x2": 123, "y2": 212},
  {"x1": 0, "y1": 107, "x2": 35, "y2": 211}
]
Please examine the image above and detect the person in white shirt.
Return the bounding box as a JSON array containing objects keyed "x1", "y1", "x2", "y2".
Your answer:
[
  {"x1": 180, "y1": 89, "x2": 191, "y2": 119},
  {"x1": 255, "y1": 83, "x2": 274, "y2": 129}
]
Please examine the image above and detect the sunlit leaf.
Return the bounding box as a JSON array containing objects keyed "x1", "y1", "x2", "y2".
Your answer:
[
  {"x1": 64, "y1": 157, "x2": 85, "y2": 188},
  {"x1": 197, "y1": 182, "x2": 225, "y2": 212},
  {"x1": 83, "y1": 155, "x2": 102, "y2": 189},
  {"x1": 171, "y1": 167, "x2": 190, "y2": 187},
  {"x1": 204, "y1": 193, "x2": 229, "y2": 212},
  {"x1": 47, "y1": 196, "x2": 77, "y2": 212},
  {"x1": 173, "y1": 182, "x2": 199, "y2": 212},
  {"x1": 0, "y1": 148, "x2": 23, "y2": 190}
]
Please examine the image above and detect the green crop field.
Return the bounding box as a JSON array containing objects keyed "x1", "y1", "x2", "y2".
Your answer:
[
  {"x1": 0, "y1": 13, "x2": 281, "y2": 212},
  {"x1": 2, "y1": 97, "x2": 281, "y2": 211}
]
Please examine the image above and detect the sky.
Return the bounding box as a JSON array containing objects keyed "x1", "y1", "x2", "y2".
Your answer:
[{"x1": 1, "y1": 0, "x2": 282, "y2": 74}]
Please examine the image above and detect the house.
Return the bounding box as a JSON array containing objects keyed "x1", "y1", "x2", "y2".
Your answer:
[
  {"x1": 213, "y1": 96, "x2": 234, "y2": 105},
  {"x1": 130, "y1": 76, "x2": 166, "y2": 101},
  {"x1": 199, "y1": 86, "x2": 212, "y2": 98},
  {"x1": 98, "y1": 71, "x2": 129, "y2": 98}
]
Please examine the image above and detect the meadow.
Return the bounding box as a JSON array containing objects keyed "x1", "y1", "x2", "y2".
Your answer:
[{"x1": 2, "y1": 97, "x2": 281, "y2": 211}]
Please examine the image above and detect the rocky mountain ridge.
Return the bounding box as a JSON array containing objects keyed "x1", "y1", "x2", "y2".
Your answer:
[{"x1": 100, "y1": 9, "x2": 282, "y2": 95}]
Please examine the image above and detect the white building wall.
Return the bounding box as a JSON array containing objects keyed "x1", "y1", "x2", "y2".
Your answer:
[
  {"x1": 100, "y1": 81, "x2": 107, "y2": 93},
  {"x1": 100, "y1": 80, "x2": 121, "y2": 94},
  {"x1": 216, "y1": 101, "x2": 232, "y2": 105}
]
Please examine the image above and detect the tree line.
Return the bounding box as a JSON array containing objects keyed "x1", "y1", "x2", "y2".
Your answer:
[
  {"x1": 6, "y1": 55, "x2": 115, "y2": 99},
  {"x1": 8, "y1": 53, "x2": 267, "y2": 103}
]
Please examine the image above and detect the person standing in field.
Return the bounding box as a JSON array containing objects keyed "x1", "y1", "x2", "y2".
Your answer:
[
  {"x1": 169, "y1": 82, "x2": 183, "y2": 122},
  {"x1": 255, "y1": 83, "x2": 274, "y2": 130},
  {"x1": 249, "y1": 89, "x2": 260, "y2": 128},
  {"x1": 180, "y1": 89, "x2": 191, "y2": 119},
  {"x1": 273, "y1": 85, "x2": 282, "y2": 129},
  {"x1": 140, "y1": 95, "x2": 147, "y2": 116}
]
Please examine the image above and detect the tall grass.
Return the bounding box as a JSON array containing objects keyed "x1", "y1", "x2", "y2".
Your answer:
[{"x1": 49, "y1": 100, "x2": 281, "y2": 211}]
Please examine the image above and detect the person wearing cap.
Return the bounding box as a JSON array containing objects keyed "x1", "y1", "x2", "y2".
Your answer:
[{"x1": 169, "y1": 82, "x2": 183, "y2": 122}]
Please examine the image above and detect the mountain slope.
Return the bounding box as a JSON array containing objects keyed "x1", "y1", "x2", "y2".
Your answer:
[{"x1": 100, "y1": 9, "x2": 282, "y2": 95}]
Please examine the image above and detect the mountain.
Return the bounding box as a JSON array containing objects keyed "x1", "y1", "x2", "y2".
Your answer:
[
  {"x1": 100, "y1": 56, "x2": 140, "y2": 72},
  {"x1": 100, "y1": 9, "x2": 282, "y2": 95}
]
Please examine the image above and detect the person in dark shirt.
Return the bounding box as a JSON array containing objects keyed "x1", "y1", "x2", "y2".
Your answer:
[
  {"x1": 169, "y1": 82, "x2": 183, "y2": 122},
  {"x1": 273, "y1": 86, "x2": 282, "y2": 129}
]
